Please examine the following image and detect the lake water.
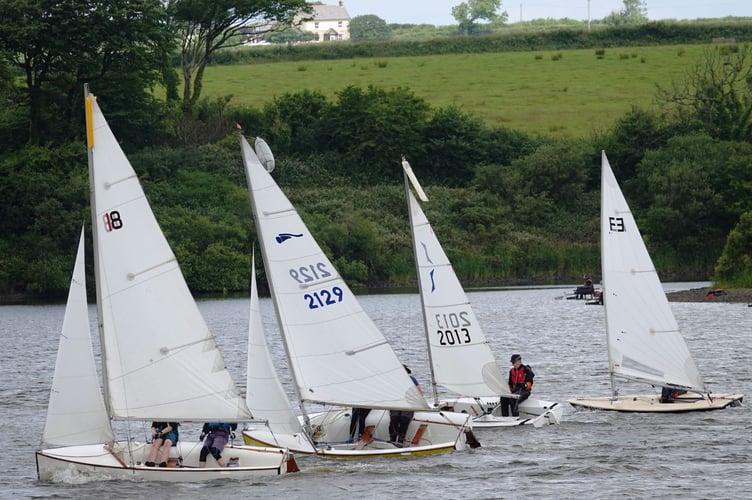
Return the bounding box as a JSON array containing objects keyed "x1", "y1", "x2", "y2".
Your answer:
[{"x1": 2, "y1": 283, "x2": 750, "y2": 499}]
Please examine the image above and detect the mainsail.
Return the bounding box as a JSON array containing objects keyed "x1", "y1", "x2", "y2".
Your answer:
[
  {"x1": 601, "y1": 151, "x2": 705, "y2": 392},
  {"x1": 241, "y1": 135, "x2": 428, "y2": 411},
  {"x1": 404, "y1": 162, "x2": 507, "y2": 399},
  {"x1": 86, "y1": 92, "x2": 252, "y2": 421}
]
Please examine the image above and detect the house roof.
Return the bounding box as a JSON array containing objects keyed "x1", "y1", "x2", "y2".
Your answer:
[{"x1": 310, "y1": 3, "x2": 350, "y2": 22}]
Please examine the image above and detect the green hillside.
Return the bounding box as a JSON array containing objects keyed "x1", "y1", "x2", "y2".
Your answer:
[{"x1": 202, "y1": 44, "x2": 708, "y2": 137}]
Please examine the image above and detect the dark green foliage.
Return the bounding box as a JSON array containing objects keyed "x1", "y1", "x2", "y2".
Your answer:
[
  {"x1": 411, "y1": 106, "x2": 486, "y2": 185},
  {"x1": 0, "y1": 0, "x2": 175, "y2": 147},
  {"x1": 634, "y1": 134, "x2": 752, "y2": 270},
  {"x1": 320, "y1": 85, "x2": 431, "y2": 182},
  {"x1": 595, "y1": 106, "x2": 675, "y2": 195},
  {"x1": 259, "y1": 90, "x2": 330, "y2": 156},
  {"x1": 349, "y1": 15, "x2": 392, "y2": 42},
  {"x1": 715, "y1": 212, "x2": 752, "y2": 287},
  {"x1": 657, "y1": 45, "x2": 752, "y2": 143},
  {"x1": 0, "y1": 143, "x2": 88, "y2": 295}
]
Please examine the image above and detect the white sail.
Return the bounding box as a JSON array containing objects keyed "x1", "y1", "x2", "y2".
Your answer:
[
  {"x1": 85, "y1": 93, "x2": 251, "y2": 421},
  {"x1": 406, "y1": 180, "x2": 507, "y2": 398},
  {"x1": 601, "y1": 151, "x2": 705, "y2": 392},
  {"x1": 42, "y1": 228, "x2": 115, "y2": 447},
  {"x1": 241, "y1": 135, "x2": 428, "y2": 410},
  {"x1": 246, "y1": 253, "x2": 315, "y2": 450}
]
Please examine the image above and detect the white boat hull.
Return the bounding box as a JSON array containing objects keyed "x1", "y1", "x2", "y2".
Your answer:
[
  {"x1": 568, "y1": 393, "x2": 744, "y2": 412},
  {"x1": 440, "y1": 396, "x2": 564, "y2": 427},
  {"x1": 243, "y1": 408, "x2": 477, "y2": 457},
  {"x1": 36, "y1": 441, "x2": 294, "y2": 483}
]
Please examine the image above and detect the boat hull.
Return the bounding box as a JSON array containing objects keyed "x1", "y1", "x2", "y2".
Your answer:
[
  {"x1": 243, "y1": 408, "x2": 476, "y2": 457},
  {"x1": 568, "y1": 393, "x2": 744, "y2": 412},
  {"x1": 36, "y1": 441, "x2": 293, "y2": 482},
  {"x1": 441, "y1": 396, "x2": 564, "y2": 427}
]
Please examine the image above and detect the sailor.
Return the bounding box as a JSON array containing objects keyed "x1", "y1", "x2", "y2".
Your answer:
[
  {"x1": 389, "y1": 365, "x2": 423, "y2": 446},
  {"x1": 145, "y1": 422, "x2": 179, "y2": 467},
  {"x1": 659, "y1": 386, "x2": 687, "y2": 403},
  {"x1": 500, "y1": 354, "x2": 535, "y2": 417},
  {"x1": 199, "y1": 422, "x2": 237, "y2": 467}
]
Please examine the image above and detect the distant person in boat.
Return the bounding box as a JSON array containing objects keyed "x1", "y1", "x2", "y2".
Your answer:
[
  {"x1": 660, "y1": 387, "x2": 687, "y2": 403},
  {"x1": 576, "y1": 275, "x2": 594, "y2": 299},
  {"x1": 349, "y1": 408, "x2": 372, "y2": 443},
  {"x1": 389, "y1": 365, "x2": 424, "y2": 446},
  {"x1": 198, "y1": 422, "x2": 237, "y2": 467},
  {"x1": 500, "y1": 354, "x2": 535, "y2": 417},
  {"x1": 145, "y1": 422, "x2": 179, "y2": 467}
]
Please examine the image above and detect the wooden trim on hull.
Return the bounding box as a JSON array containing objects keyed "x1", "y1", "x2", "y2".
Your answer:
[
  {"x1": 243, "y1": 431, "x2": 463, "y2": 458},
  {"x1": 568, "y1": 393, "x2": 743, "y2": 413}
]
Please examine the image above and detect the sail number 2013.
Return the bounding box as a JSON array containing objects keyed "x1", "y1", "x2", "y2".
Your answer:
[{"x1": 435, "y1": 311, "x2": 472, "y2": 345}]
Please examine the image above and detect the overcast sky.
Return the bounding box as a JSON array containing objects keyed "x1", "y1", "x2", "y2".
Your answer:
[{"x1": 341, "y1": 0, "x2": 752, "y2": 26}]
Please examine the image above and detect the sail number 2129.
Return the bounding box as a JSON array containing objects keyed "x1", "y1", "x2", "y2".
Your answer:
[{"x1": 304, "y1": 286, "x2": 344, "y2": 310}]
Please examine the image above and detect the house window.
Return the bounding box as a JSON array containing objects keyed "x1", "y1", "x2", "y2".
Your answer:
[
  {"x1": 338, "y1": 21, "x2": 342, "y2": 28},
  {"x1": 314, "y1": 21, "x2": 319, "y2": 29}
]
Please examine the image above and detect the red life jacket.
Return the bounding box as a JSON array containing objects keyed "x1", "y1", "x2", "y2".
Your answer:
[{"x1": 510, "y1": 367, "x2": 527, "y2": 385}]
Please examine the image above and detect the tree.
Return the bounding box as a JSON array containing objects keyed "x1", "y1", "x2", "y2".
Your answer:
[
  {"x1": 635, "y1": 134, "x2": 751, "y2": 269},
  {"x1": 167, "y1": 0, "x2": 310, "y2": 115},
  {"x1": 604, "y1": 0, "x2": 648, "y2": 26},
  {"x1": 349, "y1": 15, "x2": 392, "y2": 42},
  {"x1": 657, "y1": 45, "x2": 752, "y2": 143},
  {"x1": 714, "y1": 212, "x2": 752, "y2": 287},
  {"x1": 321, "y1": 85, "x2": 431, "y2": 182},
  {"x1": 0, "y1": 0, "x2": 175, "y2": 145},
  {"x1": 451, "y1": 0, "x2": 507, "y2": 35}
]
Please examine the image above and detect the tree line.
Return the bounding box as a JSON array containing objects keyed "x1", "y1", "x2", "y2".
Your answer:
[{"x1": 1, "y1": 2, "x2": 751, "y2": 300}]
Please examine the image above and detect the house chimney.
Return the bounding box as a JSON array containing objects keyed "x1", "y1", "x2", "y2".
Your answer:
[{"x1": 339, "y1": 1, "x2": 343, "y2": 6}]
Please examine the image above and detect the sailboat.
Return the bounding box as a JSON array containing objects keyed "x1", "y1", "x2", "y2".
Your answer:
[
  {"x1": 35, "y1": 86, "x2": 295, "y2": 482},
  {"x1": 402, "y1": 160, "x2": 564, "y2": 428},
  {"x1": 568, "y1": 152, "x2": 744, "y2": 412},
  {"x1": 240, "y1": 135, "x2": 477, "y2": 457}
]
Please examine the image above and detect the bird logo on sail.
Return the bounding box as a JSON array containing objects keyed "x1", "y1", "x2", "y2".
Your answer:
[
  {"x1": 276, "y1": 233, "x2": 304, "y2": 244},
  {"x1": 420, "y1": 242, "x2": 437, "y2": 293}
]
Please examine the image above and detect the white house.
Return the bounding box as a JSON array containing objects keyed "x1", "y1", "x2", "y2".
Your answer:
[{"x1": 297, "y1": 1, "x2": 351, "y2": 42}]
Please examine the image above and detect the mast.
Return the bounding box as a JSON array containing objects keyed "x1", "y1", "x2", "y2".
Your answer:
[
  {"x1": 84, "y1": 84, "x2": 112, "y2": 417},
  {"x1": 402, "y1": 159, "x2": 439, "y2": 405},
  {"x1": 601, "y1": 150, "x2": 617, "y2": 400}
]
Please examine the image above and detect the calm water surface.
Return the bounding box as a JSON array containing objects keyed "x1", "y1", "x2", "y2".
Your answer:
[{"x1": 1, "y1": 284, "x2": 750, "y2": 499}]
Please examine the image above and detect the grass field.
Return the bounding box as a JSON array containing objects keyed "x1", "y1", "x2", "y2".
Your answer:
[{"x1": 201, "y1": 44, "x2": 713, "y2": 137}]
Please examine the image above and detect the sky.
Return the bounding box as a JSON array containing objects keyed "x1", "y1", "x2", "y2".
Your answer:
[{"x1": 340, "y1": 0, "x2": 752, "y2": 26}]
